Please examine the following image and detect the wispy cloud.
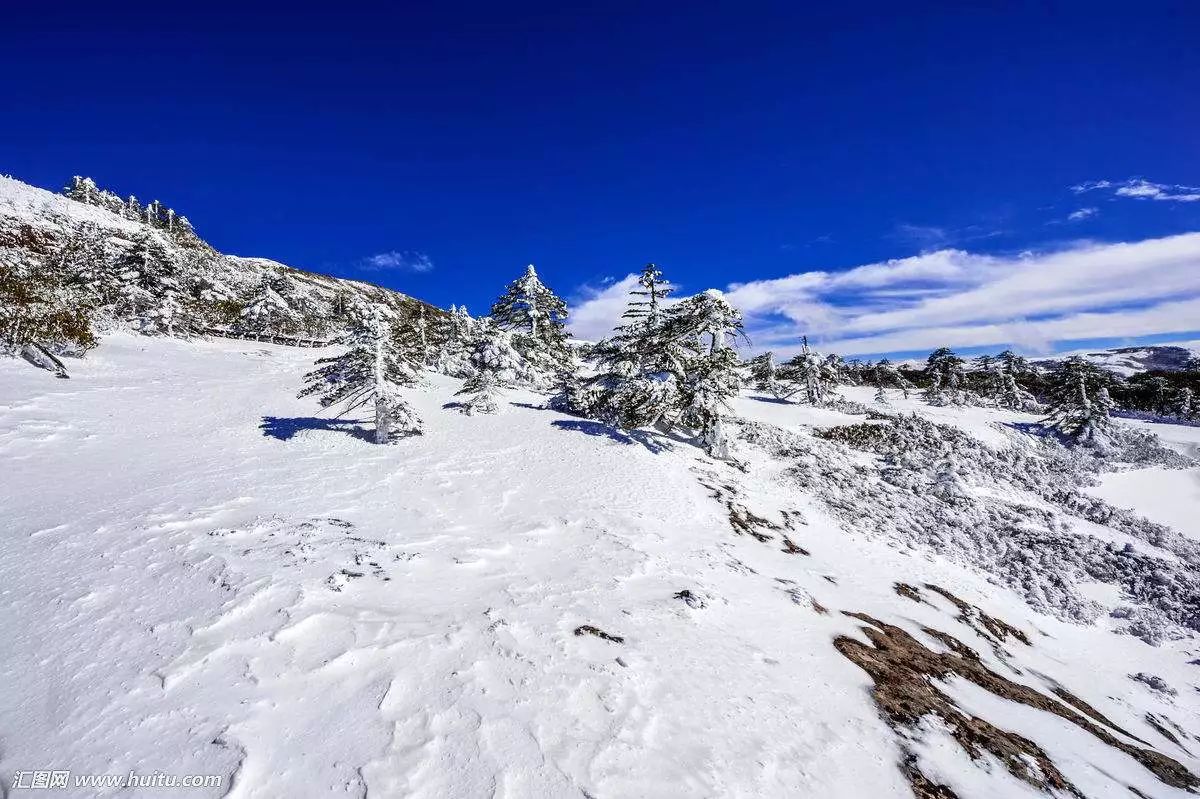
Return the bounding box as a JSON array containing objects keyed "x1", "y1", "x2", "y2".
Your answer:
[
  {"x1": 1073, "y1": 178, "x2": 1200, "y2": 203},
  {"x1": 361, "y1": 250, "x2": 434, "y2": 272},
  {"x1": 891, "y1": 223, "x2": 1003, "y2": 250},
  {"x1": 569, "y1": 233, "x2": 1200, "y2": 358},
  {"x1": 1067, "y1": 207, "x2": 1097, "y2": 221}
]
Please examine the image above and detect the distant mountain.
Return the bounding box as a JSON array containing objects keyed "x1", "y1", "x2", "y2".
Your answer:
[{"x1": 1035, "y1": 345, "x2": 1198, "y2": 377}]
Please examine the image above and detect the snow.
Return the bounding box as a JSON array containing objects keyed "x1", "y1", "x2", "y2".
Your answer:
[
  {"x1": 0, "y1": 174, "x2": 146, "y2": 235},
  {"x1": 2, "y1": 334, "x2": 1199, "y2": 796}
]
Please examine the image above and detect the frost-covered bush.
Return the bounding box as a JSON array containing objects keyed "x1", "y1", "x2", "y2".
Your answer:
[{"x1": 738, "y1": 412, "x2": 1200, "y2": 644}]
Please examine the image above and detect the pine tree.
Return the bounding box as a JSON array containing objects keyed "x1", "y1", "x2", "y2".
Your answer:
[
  {"x1": 564, "y1": 278, "x2": 744, "y2": 457},
  {"x1": 1, "y1": 252, "x2": 96, "y2": 375},
  {"x1": 924, "y1": 347, "x2": 967, "y2": 405},
  {"x1": 489, "y1": 264, "x2": 572, "y2": 383},
  {"x1": 872, "y1": 357, "x2": 912, "y2": 398},
  {"x1": 569, "y1": 265, "x2": 688, "y2": 430},
  {"x1": 452, "y1": 321, "x2": 523, "y2": 415},
  {"x1": 113, "y1": 233, "x2": 181, "y2": 327},
  {"x1": 1142, "y1": 376, "x2": 1172, "y2": 416},
  {"x1": 778, "y1": 336, "x2": 837, "y2": 405},
  {"x1": 748, "y1": 352, "x2": 779, "y2": 394},
  {"x1": 299, "y1": 304, "x2": 422, "y2": 443},
  {"x1": 673, "y1": 290, "x2": 745, "y2": 457},
  {"x1": 997, "y1": 367, "x2": 1038, "y2": 411},
  {"x1": 1042, "y1": 356, "x2": 1114, "y2": 445},
  {"x1": 1173, "y1": 387, "x2": 1195, "y2": 421},
  {"x1": 622, "y1": 263, "x2": 670, "y2": 329},
  {"x1": 239, "y1": 271, "x2": 303, "y2": 341}
]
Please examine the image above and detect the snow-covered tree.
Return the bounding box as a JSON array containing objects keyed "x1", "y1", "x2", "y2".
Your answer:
[
  {"x1": 0, "y1": 252, "x2": 96, "y2": 376},
  {"x1": 778, "y1": 337, "x2": 837, "y2": 405},
  {"x1": 563, "y1": 276, "x2": 744, "y2": 458},
  {"x1": 1042, "y1": 356, "x2": 1114, "y2": 446},
  {"x1": 299, "y1": 303, "x2": 422, "y2": 443},
  {"x1": 1173, "y1": 387, "x2": 1195, "y2": 421},
  {"x1": 489, "y1": 264, "x2": 572, "y2": 383},
  {"x1": 239, "y1": 271, "x2": 303, "y2": 341},
  {"x1": 452, "y1": 320, "x2": 525, "y2": 415},
  {"x1": 567, "y1": 265, "x2": 686, "y2": 430},
  {"x1": 427, "y1": 304, "x2": 477, "y2": 377},
  {"x1": 748, "y1": 352, "x2": 780, "y2": 394},
  {"x1": 997, "y1": 366, "x2": 1039, "y2": 412},
  {"x1": 871, "y1": 358, "x2": 912, "y2": 398},
  {"x1": 673, "y1": 289, "x2": 745, "y2": 457},
  {"x1": 622, "y1": 263, "x2": 670, "y2": 329},
  {"x1": 923, "y1": 347, "x2": 968, "y2": 405}
]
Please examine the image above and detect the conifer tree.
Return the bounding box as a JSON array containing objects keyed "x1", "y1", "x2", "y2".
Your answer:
[
  {"x1": 1141, "y1": 376, "x2": 1172, "y2": 416},
  {"x1": 871, "y1": 357, "x2": 912, "y2": 398},
  {"x1": 923, "y1": 347, "x2": 967, "y2": 405},
  {"x1": 452, "y1": 321, "x2": 524, "y2": 415},
  {"x1": 240, "y1": 271, "x2": 302, "y2": 341},
  {"x1": 1042, "y1": 356, "x2": 1114, "y2": 445},
  {"x1": 564, "y1": 276, "x2": 744, "y2": 457},
  {"x1": 299, "y1": 303, "x2": 422, "y2": 443},
  {"x1": 570, "y1": 265, "x2": 685, "y2": 430},
  {"x1": 673, "y1": 290, "x2": 745, "y2": 457},
  {"x1": 748, "y1": 352, "x2": 780, "y2": 395},
  {"x1": 489, "y1": 264, "x2": 571, "y2": 383},
  {"x1": 0, "y1": 252, "x2": 96, "y2": 374},
  {"x1": 778, "y1": 336, "x2": 837, "y2": 405},
  {"x1": 1173, "y1": 387, "x2": 1195, "y2": 421}
]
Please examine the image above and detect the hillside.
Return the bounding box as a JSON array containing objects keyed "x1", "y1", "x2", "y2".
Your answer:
[
  {"x1": 2, "y1": 333, "x2": 1198, "y2": 797},
  {"x1": 0, "y1": 174, "x2": 437, "y2": 352},
  {"x1": 1035, "y1": 346, "x2": 1200, "y2": 378}
]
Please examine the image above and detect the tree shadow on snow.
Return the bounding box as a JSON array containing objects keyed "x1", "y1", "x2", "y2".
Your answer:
[
  {"x1": 550, "y1": 419, "x2": 674, "y2": 454},
  {"x1": 745, "y1": 394, "x2": 795, "y2": 405},
  {"x1": 259, "y1": 415, "x2": 375, "y2": 443}
]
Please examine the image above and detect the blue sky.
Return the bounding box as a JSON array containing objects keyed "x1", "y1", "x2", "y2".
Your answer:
[{"x1": 4, "y1": 2, "x2": 1199, "y2": 358}]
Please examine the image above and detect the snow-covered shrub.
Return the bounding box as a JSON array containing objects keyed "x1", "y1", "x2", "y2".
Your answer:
[{"x1": 738, "y1": 411, "x2": 1200, "y2": 644}]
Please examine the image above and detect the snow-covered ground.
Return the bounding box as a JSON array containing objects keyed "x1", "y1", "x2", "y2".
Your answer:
[{"x1": 2, "y1": 335, "x2": 1199, "y2": 797}]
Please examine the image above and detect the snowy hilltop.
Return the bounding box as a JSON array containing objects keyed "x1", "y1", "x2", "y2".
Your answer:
[
  {"x1": 0, "y1": 174, "x2": 437, "y2": 364},
  {"x1": 2, "y1": 173, "x2": 1200, "y2": 797}
]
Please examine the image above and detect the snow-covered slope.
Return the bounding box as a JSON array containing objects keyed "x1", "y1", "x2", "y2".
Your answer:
[
  {"x1": 0, "y1": 174, "x2": 436, "y2": 340},
  {"x1": 2, "y1": 336, "x2": 1199, "y2": 797}
]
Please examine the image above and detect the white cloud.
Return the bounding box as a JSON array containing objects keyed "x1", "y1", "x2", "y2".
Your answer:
[
  {"x1": 361, "y1": 250, "x2": 434, "y2": 272},
  {"x1": 567, "y1": 232, "x2": 1200, "y2": 358},
  {"x1": 569, "y1": 275, "x2": 648, "y2": 341},
  {"x1": 1073, "y1": 178, "x2": 1200, "y2": 203},
  {"x1": 1067, "y1": 207, "x2": 1097, "y2": 221}
]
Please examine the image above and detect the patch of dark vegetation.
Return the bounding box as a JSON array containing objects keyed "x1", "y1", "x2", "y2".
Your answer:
[
  {"x1": 574, "y1": 625, "x2": 624, "y2": 644},
  {"x1": 1049, "y1": 687, "x2": 1144, "y2": 743},
  {"x1": 900, "y1": 752, "x2": 961, "y2": 799},
  {"x1": 835, "y1": 613, "x2": 1199, "y2": 794},
  {"x1": 780, "y1": 535, "x2": 809, "y2": 555},
  {"x1": 923, "y1": 584, "x2": 1031, "y2": 648},
  {"x1": 698, "y1": 474, "x2": 798, "y2": 546},
  {"x1": 1145, "y1": 714, "x2": 1191, "y2": 754},
  {"x1": 674, "y1": 590, "x2": 706, "y2": 609}
]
